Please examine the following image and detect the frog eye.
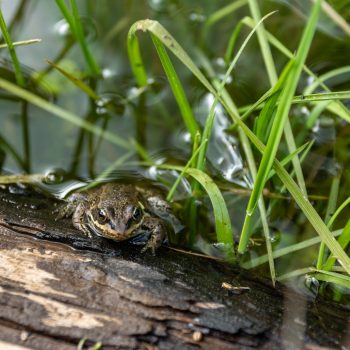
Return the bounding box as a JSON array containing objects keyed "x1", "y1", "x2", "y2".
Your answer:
[
  {"x1": 98, "y1": 208, "x2": 108, "y2": 223},
  {"x1": 132, "y1": 207, "x2": 142, "y2": 222}
]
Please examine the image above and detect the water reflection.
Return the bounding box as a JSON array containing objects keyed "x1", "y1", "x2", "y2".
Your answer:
[{"x1": 195, "y1": 93, "x2": 245, "y2": 185}]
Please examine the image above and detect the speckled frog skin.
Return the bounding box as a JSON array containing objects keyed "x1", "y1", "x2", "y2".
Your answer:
[{"x1": 56, "y1": 183, "x2": 173, "y2": 254}]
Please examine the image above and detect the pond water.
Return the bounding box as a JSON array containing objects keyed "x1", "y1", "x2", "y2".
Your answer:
[{"x1": 1, "y1": 0, "x2": 350, "y2": 302}]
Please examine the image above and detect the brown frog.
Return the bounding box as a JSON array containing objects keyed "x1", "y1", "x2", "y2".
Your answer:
[{"x1": 56, "y1": 183, "x2": 175, "y2": 254}]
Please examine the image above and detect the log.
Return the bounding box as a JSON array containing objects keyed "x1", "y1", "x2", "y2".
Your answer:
[{"x1": 0, "y1": 187, "x2": 349, "y2": 350}]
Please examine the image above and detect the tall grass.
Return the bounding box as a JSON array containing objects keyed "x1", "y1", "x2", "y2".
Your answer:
[
  {"x1": 124, "y1": 1, "x2": 350, "y2": 277},
  {"x1": 0, "y1": 1, "x2": 349, "y2": 290},
  {"x1": 55, "y1": 0, "x2": 100, "y2": 76},
  {"x1": 0, "y1": 8, "x2": 30, "y2": 172}
]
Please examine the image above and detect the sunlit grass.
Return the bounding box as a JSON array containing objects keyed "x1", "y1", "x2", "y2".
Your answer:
[
  {"x1": 0, "y1": 0, "x2": 349, "y2": 294},
  {"x1": 124, "y1": 2, "x2": 350, "y2": 277},
  {"x1": 0, "y1": 78, "x2": 130, "y2": 150},
  {"x1": 239, "y1": 0, "x2": 320, "y2": 253},
  {"x1": 0, "y1": 7, "x2": 30, "y2": 173},
  {"x1": 0, "y1": 38, "x2": 41, "y2": 49},
  {"x1": 0, "y1": 9, "x2": 25, "y2": 86},
  {"x1": 55, "y1": 0, "x2": 100, "y2": 76}
]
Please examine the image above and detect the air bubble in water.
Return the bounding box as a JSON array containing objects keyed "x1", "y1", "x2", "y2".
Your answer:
[
  {"x1": 44, "y1": 168, "x2": 66, "y2": 184},
  {"x1": 53, "y1": 19, "x2": 70, "y2": 37}
]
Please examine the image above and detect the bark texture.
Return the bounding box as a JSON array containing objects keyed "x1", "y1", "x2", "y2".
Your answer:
[{"x1": 0, "y1": 188, "x2": 349, "y2": 350}]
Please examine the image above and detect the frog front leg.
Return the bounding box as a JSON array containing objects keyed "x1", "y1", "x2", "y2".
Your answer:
[
  {"x1": 55, "y1": 193, "x2": 92, "y2": 238},
  {"x1": 71, "y1": 202, "x2": 93, "y2": 238},
  {"x1": 145, "y1": 195, "x2": 183, "y2": 232},
  {"x1": 141, "y1": 216, "x2": 167, "y2": 255}
]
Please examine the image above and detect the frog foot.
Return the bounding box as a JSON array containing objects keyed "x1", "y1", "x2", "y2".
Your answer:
[
  {"x1": 141, "y1": 218, "x2": 166, "y2": 255},
  {"x1": 53, "y1": 202, "x2": 75, "y2": 220}
]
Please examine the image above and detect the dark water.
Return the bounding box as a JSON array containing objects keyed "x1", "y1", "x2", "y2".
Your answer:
[{"x1": 1, "y1": 0, "x2": 350, "y2": 302}]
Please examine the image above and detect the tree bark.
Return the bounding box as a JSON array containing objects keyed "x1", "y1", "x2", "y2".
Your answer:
[{"x1": 0, "y1": 188, "x2": 349, "y2": 350}]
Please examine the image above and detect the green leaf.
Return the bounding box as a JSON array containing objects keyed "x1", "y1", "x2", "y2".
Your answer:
[
  {"x1": 157, "y1": 164, "x2": 233, "y2": 249},
  {"x1": 238, "y1": 0, "x2": 321, "y2": 252},
  {"x1": 47, "y1": 60, "x2": 99, "y2": 100}
]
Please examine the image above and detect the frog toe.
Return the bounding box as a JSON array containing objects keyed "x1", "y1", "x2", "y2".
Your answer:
[
  {"x1": 141, "y1": 224, "x2": 166, "y2": 255},
  {"x1": 141, "y1": 239, "x2": 159, "y2": 255},
  {"x1": 53, "y1": 205, "x2": 72, "y2": 220}
]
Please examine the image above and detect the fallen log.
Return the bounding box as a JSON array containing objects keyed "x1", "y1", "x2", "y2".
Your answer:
[{"x1": 0, "y1": 188, "x2": 349, "y2": 349}]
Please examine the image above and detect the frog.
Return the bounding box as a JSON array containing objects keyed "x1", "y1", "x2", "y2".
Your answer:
[{"x1": 55, "y1": 182, "x2": 176, "y2": 254}]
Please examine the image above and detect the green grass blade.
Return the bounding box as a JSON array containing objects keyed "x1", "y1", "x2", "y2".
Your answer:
[
  {"x1": 177, "y1": 168, "x2": 233, "y2": 248},
  {"x1": 306, "y1": 101, "x2": 329, "y2": 129},
  {"x1": 166, "y1": 139, "x2": 207, "y2": 201},
  {"x1": 296, "y1": 91, "x2": 350, "y2": 103},
  {"x1": 195, "y1": 12, "x2": 276, "y2": 265},
  {"x1": 248, "y1": 0, "x2": 308, "y2": 199},
  {"x1": 248, "y1": 0, "x2": 307, "y2": 197},
  {"x1": 304, "y1": 66, "x2": 350, "y2": 95},
  {"x1": 0, "y1": 38, "x2": 41, "y2": 49},
  {"x1": 0, "y1": 135, "x2": 26, "y2": 170},
  {"x1": 55, "y1": 0, "x2": 100, "y2": 75},
  {"x1": 321, "y1": 196, "x2": 350, "y2": 271},
  {"x1": 83, "y1": 151, "x2": 135, "y2": 190},
  {"x1": 0, "y1": 9, "x2": 30, "y2": 172},
  {"x1": 327, "y1": 197, "x2": 350, "y2": 229},
  {"x1": 248, "y1": 0, "x2": 277, "y2": 85},
  {"x1": 224, "y1": 20, "x2": 244, "y2": 64},
  {"x1": 194, "y1": 48, "x2": 277, "y2": 282},
  {"x1": 254, "y1": 89, "x2": 280, "y2": 143},
  {"x1": 313, "y1": 270, "x2": 350, "y2": 289},
  {"x1": 240, "y1": 128, "x2": 276, "y2": 284},
  {"x1": 237, "y1": 91, "x2": 350, "y2": 119},
  {"x1": 277, "y1": 268, "x2": 314, "y2": 281},
  {"x1": 0, "y1": 9, "x2": 25, "y2": 86},
  {"x1": 243, "y1": 229, "x2": 343, "y2": 268},
  {"x1": 46, "y1": 60, "x2": 99, "y2": 100},
  {"x1": 323, "y1": 219, "x2": 350, "y2": 272},
  {"x1": 283, "y1": 118, "x2": 307, "y2": 195},
  {"x1": 204, "y1": 0, "x2": 247, "y2": 29},
  {"x1": 323, "y1": 101, "x2": 350, "y2": 123},
  {"x1": 127, "y1": 23, "x2": 148, "y2": 86},
  {"x1": 0, "y1": 174, "x2": 46, "y2": 185},
  {"x1": 128, "y1": 19, "x2": 216, "y2": 97},
  {"x1": 267, "y1": 140, "x2": 313, "y2": 180},
  {"x1": 124, "y1": 17, "x2": 350, "y2": 273},
  {"x1": 248, "y1": 0, "x2": 308, "y2": 211},
  {"x1": 196, "y1": 13, "x2": 274, "y2": 171},
  {"x1": 158, "y1": 164, "x2": 233, "y2": 249},
  {"x1": 190, "y1": 131, "x2": 201, "y2": 168},
  {"x1": 55, "y1": 0, "x2": 75, "y2": 29},
  {"x1": 275, "y1": 161, "x2": 350, "y2": 273},
  {"x1": 127, "y1": 14, "x2": 273, "y2": 144},
  {"x1": 242, "y1": 17, "x2": 350, "y2": 124},
  {"x1": 325, "y1": 175, "x2": 341, "y2": 226},
  {"x1": 0, "y1": 78, "x2": 130, "y2": 150},
  {"x1": 150, "y1": 34, "x2": 199, "y2": 139},
  {"x1": 238, "y1": 1, "x2": 321, "y2": 253},
  {"x1": 69, "y1": 0, "x2": 100, "y2": 75},
  {"x1": 319, "y1": 0, "x2": 350, "y2": 37},
  {"x1": 316, "y1": 175, "x2": 340, "y2": 269}
]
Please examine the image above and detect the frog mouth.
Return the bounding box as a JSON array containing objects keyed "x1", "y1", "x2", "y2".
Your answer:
[{"x1": 85, "y1": 213, "x2": 144, "y2": 241}]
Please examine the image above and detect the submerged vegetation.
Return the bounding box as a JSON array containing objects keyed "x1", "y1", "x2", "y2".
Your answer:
[{"x1": 1, "y1": 0, "x2": 350, "y2": 300}]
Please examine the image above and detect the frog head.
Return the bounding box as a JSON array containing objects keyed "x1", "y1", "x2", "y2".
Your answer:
[{"x1": 86, "y1": 185, "x2": 145, "y2": 241}]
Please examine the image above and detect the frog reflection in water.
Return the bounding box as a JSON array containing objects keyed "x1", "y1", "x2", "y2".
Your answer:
[{"x1": 56, "y1": 183, "x2": 177, "y2": 254}]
